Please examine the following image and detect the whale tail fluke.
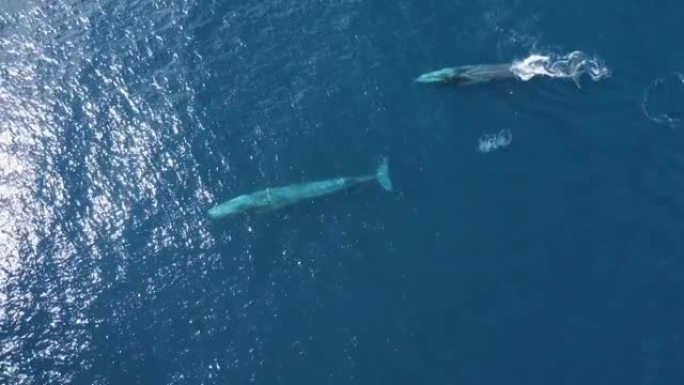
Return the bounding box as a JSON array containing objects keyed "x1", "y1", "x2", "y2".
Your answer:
[{"x1": 375, "y1": 158, "x2": 392, "y2": 192}]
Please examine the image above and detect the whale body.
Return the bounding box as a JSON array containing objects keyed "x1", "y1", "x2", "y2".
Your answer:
[
  {"x1": 208, "y1": 159, "x2": 392, "y2": 219},
  {"x1": 416, "y1": 63, "x2": 516, "y2": 85}
]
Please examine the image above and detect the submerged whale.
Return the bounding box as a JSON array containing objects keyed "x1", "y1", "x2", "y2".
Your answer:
[
  {"x1": 415, "y1": 63, "x2": 516, "y2": 85},
  {"x1": 208, "y1": 159, "x2": 392, "y2": 219}
]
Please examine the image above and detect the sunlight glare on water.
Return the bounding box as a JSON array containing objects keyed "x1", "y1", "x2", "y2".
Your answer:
[
  {"x1": 0, "y1": 1, "x2": 216, "y2": 383},
  {"x1": 2, "y1": 0, "x2": 684, "y2": 384}
]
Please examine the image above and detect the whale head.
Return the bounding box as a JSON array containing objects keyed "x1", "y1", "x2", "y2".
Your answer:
[
  {"x1": 415, "y1": 67, "x2": 460, "y2": 84},
  {"x1": 208, "y1": 205, "x2": 233, "y2": 219},
  {"x1": 208, "y1": 195, "x2": 252, "y2": 219}
]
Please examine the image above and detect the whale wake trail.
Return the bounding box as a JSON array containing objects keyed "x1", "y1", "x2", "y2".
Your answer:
[{"x1": 510, "y1": 51, "x2": 611, "y2": 85}]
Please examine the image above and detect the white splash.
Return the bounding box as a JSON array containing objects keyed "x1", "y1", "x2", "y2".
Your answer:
[
  {"x1": 510, "y1": 51, "x2": 611, "y2": 85},
  {"x1": 478, "y1": 129, "x2": 513, "y2": 153}
]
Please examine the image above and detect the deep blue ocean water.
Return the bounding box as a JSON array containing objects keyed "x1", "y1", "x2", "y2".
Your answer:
[{"x1": 1, "y1": 0, "x2": 683, "y2": 384}]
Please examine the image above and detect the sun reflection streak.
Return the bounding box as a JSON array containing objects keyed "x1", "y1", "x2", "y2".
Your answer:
[
  {"x1": 0, "y1": 0, "x2": 369, "y2": 382},
  {"x1": 0, "y1": 1, "x2": 211, "y2": 382},
  {"x1": 0, "y1": 32, "x2": 48, "y2": 296}
]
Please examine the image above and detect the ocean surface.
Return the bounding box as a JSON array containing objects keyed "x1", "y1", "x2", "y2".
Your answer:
[{"x1": 1, "y1": 1, "x2": 683, "y2": 384}]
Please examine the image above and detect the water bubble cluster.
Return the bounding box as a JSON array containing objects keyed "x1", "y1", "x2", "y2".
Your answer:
[{"x1": 478, "y1": 129, "x2": 513, "y2": 153}]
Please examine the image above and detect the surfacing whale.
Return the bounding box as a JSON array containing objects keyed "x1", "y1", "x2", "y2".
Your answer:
[
  {"x1": 415, "y1": 63, "x2": 516, "y2": 85},
  {"x1": 208, "y1": 159, "x2": 392, "y2": 219}
]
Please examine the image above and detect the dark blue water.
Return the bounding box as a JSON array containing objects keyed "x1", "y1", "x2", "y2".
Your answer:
[{"x1": 1, "y1": 1, "x2": 683, "y2": 384}]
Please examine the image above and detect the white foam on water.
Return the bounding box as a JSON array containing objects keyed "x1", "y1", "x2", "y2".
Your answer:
[
  {"x1": 478, "y1": 129, "x2": 513, "y2": 153},
  {"x1": 642, "y1": 72, "x2": 684, "y2": 128},
  {"x1": 510, "y1": 51, "x2": 611, "y2": 85}
]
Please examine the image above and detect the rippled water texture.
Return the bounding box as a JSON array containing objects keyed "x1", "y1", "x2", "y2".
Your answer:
[
  {"x1": 0, "y1": 1, "x2": 216, "y2": 383},
  {"x1": 0, "y1": 1, "x2": 389, "y2": 383},
  {"x1": 2, "y1": 0, "x2": 684, "y2": 384}
]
